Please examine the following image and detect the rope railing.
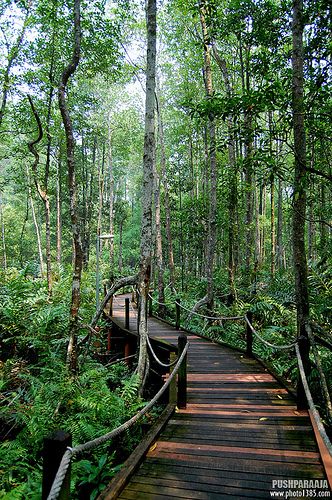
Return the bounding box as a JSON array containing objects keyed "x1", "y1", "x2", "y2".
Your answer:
[
  {"x1": 175, "y1": 299, "x2": 243, "y2": 321},
  {"x1": 46, "y1": 341, "x2": 189, "y2": 500},
  {"x1": 244, "y1": 314, "x2": 298, "y2": 350},
  {"x1": 146, "y1": 335, "x2": 180, "y2": 368},
  {"x1": 295, "y1": 343, "x2": 332, "y2": 456},
  {"x1": 148, "y1": 293, "x2": 170, "y2": 308}
]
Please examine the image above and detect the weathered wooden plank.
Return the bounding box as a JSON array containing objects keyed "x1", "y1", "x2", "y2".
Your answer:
[
  {"x1": 127, "y1": 476, "x2": 271, "y2": 498},
  {"x1": 144, "y1": 455, "x2": 325, "y2": 477}
]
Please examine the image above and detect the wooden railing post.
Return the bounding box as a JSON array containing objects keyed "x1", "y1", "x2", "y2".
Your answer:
[
  {"x1": 177, "y1": 333, "x2": 187, "y2": 409},
  {"x1": 109, "y1": 295, "x2": 113, "y2": 317},
  {"x1": 246, "y1": 311, "x2": 253, "y2": 357},
  {"x1": 175, "y1": 299, "x2": 180, "y2": 330},
  {"x1": 148, "y1": 296, "x2": 153, "y2": 317},
  {"x1": 42, "y1": 430, "x2": 72, "y2": 500},
  {"x1": 297, "y1": 335, "x2": 310, "y2": 410},
  {"x1": 125, "y1": 297, "x2": 130, "y2": 330}
]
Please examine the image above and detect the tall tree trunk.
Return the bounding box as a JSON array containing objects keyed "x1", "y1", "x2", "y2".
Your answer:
[
  {"x1": 157, "y1": 93, "x2": 175, "y2": 291},
  {"x1": 212, "y1": 45, "x2": 237, "y2": 301},
  {"x1": 319, "y1": 183, "x2": 327, "y2": 254},
  {"x1": 154, "y1": 171, "x2": 165, "y2": 316},
  {"x1": 292, "y1": 0, "x2": 310, "y2": 336},
  {"x1": 271, "y1": 174, "x2": 275, "y2": 277},
  {"x1": 0, "y1": 192, "x2": 7, "y2": 269},
  {"x1": 108, "y1": 126, "x2": 115, "y2": 282},
  {"x1": 199, "y1": 0, "x2": 217, "y2": 309},
  {"x1": 240, "y1": 40, "x2": 254, "y2": 283},
  {"x1": 276, "y1": 178, "x2": 285, "y2": 269},
  {"x1": 27, "y1": 95, "x2": 53, "y2": 296},
  {"x1": 97, "y1": 140, "x2": 104, "y2": 245},
  {"x1": 58, "y1": 0, "x2": 83, "y2": 374},
  {"x1": 254, "y1": 184, "x2": 261, "y2": 270},
  {"x1": 26, "y1": 167, "x2": 45, "y2": 276},
  {"x1": 137, "y1": 0, "x2": 157, "y2": 389},
  {"x1": 118, "y1": 220, "x2": 123, "y2": 274},
  {"x1": 56, "y1": 151, "x2": 62, "y2": 265}
]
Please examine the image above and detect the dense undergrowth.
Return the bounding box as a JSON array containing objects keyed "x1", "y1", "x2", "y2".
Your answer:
[
  {"x1": 1, "y1": 260, "x2": 332, "y2": 498},
  {"x1": 0, "y1": 266, "x2": 152, "y2": 500}
]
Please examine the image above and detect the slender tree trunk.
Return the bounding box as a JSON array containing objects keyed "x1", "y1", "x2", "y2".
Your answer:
[
  {"x1": 56, "y1": 152, "x2": 62, "y2": 265},
  {"x1": 97, "y1": 141, "x2": 104, "y2": 244},
  {"x1": 137, "y1": 0, "x2": 157, "y2": 389},
  {"x1": 28, "y1": 94, "x2": 53, "y2": 296},
  {"x1": 0, "y1": 192, "x2": 7, "y2": 269},
  {"x1": 292, "y1": 0, "x2": 310, "y2": 335},
  {"x1": 154, "y1": 171, "x2": 165, "y2": 316},
  {"x1": 58, "y1": 0, "x2": 83, "y2": 374},
  {"x1": 199, "y1": 0, "x2": 217, "y2": 309},
  {"x1": 319, "y1": 183, "x2": 327, "y2": 254},
  {"x1": 108, "y1": 126, "x2": 115, "y2": 282},
  {"x1": 118, "y1": 220, "x2": 123, "y2": 274},
  {"x1": 212, "y1": 45, "x2": 237, "y2": 301},
  {"x1": 240, "y1": 40, "x2": 254, "y2": 282},
  {"x1": 26, "y1": 167, "x2": 44, "y2": 276},
  {"x1": 157, "y1": 94, "x2": 175, "y2": 290},
  {"x1": 271, "y1": 175, "x2": 276, "y2": 277},
  {"x1": 276, "y1": 178, "x2": 285, "y2": 269}
]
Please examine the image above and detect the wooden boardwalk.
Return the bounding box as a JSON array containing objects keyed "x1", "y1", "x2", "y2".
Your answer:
[{"x1": 108, "y1": 295, "x2": 328, "y2": 499}]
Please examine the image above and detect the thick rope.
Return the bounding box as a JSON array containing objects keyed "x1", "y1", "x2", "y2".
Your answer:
[
  {"x1": 147, "y1": 335, "x2": 179, "y2": 368},
  {"x1": 47, "y1": 342, "x2": 189, "y2": 500},
  {"x1": 244, "y1": 315, "x2": 298, "y2": 350},
  {"x1": 295, "y1": 344, "x2": 332, "y2": 456},
  {"x1": 175, "y1": 300, "x2": 243, "y2": 321},
  {"x1": 148, "y1": 293, "x2": 170, "y2": 308},
  {"x1": 46, "y1": 449, "x2": 73, "y2": 500}
]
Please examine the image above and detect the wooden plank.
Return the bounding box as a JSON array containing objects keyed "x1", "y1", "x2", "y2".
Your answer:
[
  {"x1": 144, "y1": 455, "x2": 325, "y2": 477},
  {"x1": 127, "y1": 477, "x2": 270, "y2": 498},
  {"x1": 147, "y1": 440, "x2": 321, "y2": 464}
]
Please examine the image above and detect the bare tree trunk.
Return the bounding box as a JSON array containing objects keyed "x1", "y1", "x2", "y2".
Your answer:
[
  {"x1": 276, "y1": 178, "x2": 285, "y2": 269},
  {"x1": 254, "y1": 183, "x2": 261, "y2": 270},
  {"x1": 154, "y1": 170, "x2": 165, "y2": 316},
  {"x1": 97, "y1": 140, "x2": 104, "y2": 244},
  {"x1": 108, "y1": 125, "x2": 115, "y2": 282},
  {"x1": 27, "y1": 95, "x2": 53, "y2": 295},
  {"x1": 58, "y1": 0, "x2": 83, "y2": 374},
  {"x1": 137, "y1": 0, "x2": 157, "y2": 389},
  {"x1": 56, "y1": 152, "x2": 62, "y2": 265},
  {"x1": 271, "y1": 174, "x2": 275, "y2": 277},
  {"x1": 292, "y1": 0, "x2": 310, "y2": 336},
  {"x1": 118, "y1": 220, "x2": 123, "y2": 274},
  {"x1": 0, "y1": 192, "x2": 7, "y2": 269},
  {"x1": 26, "y1": 167, "x2": 44, "y2": 276},
  {"x1": 157, "y1": 93, "x2": 175, "y2": 290},
  {"x1": 212, "y1": 45, "x2": 237, "y2": 301},
  {"x1": 199, "y1": 0, "x2": 217, "y2": 309},
  {"x1": 240, "y1": 40, "x2": 254, "y2": 283}
]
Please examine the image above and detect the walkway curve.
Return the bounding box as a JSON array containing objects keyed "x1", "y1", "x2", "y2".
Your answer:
[{"x1": 105, "y1": 294, "x2": 329, "y2": 500}]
